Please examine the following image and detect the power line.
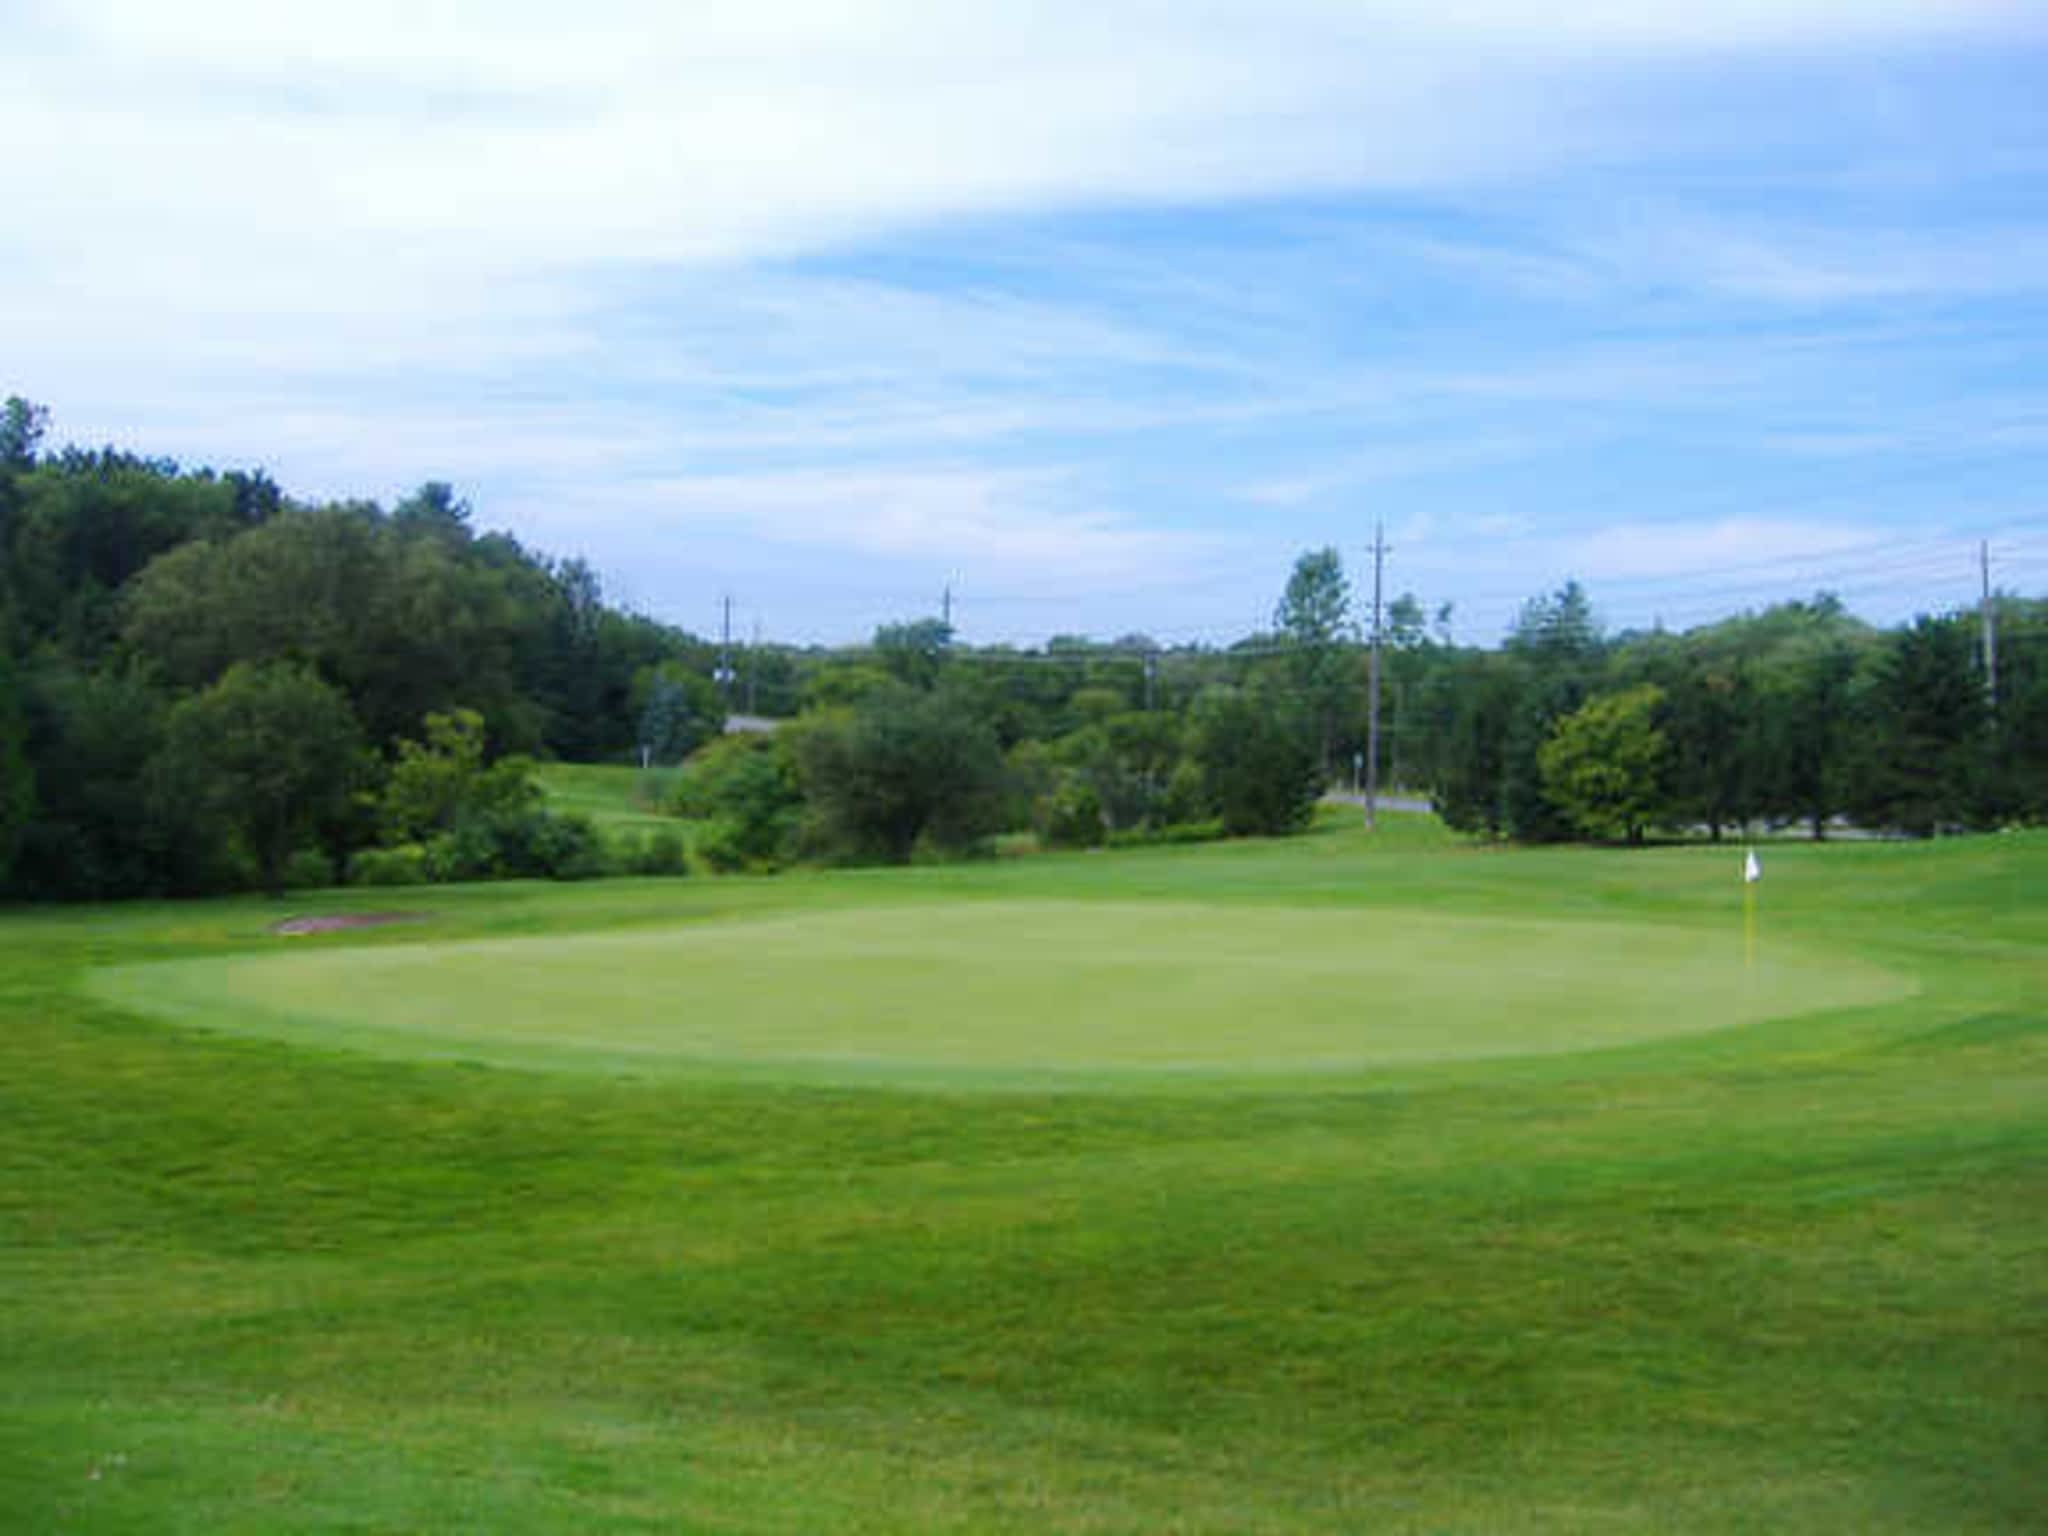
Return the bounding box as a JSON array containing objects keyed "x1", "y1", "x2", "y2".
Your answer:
[{"x1": 717, "y1": 521, "x2": 2048, "y2": 655}]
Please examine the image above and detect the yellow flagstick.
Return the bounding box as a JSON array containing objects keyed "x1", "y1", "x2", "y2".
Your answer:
[{"x1": 1742, "y1": 848, "x2": 1761, "y2": 971}]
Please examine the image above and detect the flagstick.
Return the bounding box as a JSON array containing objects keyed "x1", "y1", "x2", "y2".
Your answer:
[
  {"x1": 1744, "y1": 880, "x2": 1757, "y2": 973},
  {"x1": 1742, "y1": 846, "x2": 1760, "y2": 973}
]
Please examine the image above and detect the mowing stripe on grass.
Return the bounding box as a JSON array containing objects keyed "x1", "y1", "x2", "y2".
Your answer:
[{"x1": 89, "y1": 900, "x2": 1908, "y2": 1085}]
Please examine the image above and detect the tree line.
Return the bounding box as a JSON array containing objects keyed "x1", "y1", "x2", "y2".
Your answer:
[
  {"x1": 1401, "y1": 578, "x2": 2045, "y2": 842},
  {"x1": 0, "y1": 399, "x2": 716, "y2": 897},
  {"x1": 2, "y1": 397, "x2": 2042, "y2": 900}
]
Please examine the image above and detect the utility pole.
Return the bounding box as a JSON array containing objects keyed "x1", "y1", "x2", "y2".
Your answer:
[
  {"x1": 1981, "y1": 541, "x2": 1998, "y2": 714},
  {"x1": 717, "y1": 594, "x2": 733, "y2": 713},
  {"x1": 1365, "y1": 522, "x2": 1387, "y2": 831},
  {"x1": 746, "y1": 615, "x2": 761, "y2": 716},
  {"x1": 941, "y1": 583, "x2": 953, "y2": 632}
]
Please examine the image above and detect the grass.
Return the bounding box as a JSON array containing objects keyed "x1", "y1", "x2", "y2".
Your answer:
[
  {"x1": 3, "y1": 810, "x2": 2045, "y2": 1531},
  {"x1": 534, "y1": 761, "x2": 680, "y2": 836},
  {"x1": 94, "y1": 903, "x2": 1904, "y2": 1084}
]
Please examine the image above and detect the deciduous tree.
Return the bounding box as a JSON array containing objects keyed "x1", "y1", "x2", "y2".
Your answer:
[
  {"x1": 157, "y1": 662, "x2": 369, "y2": 894},
  {"x1": 791, "y1": 685, "x2": 1004, "y2": 862},
  {"x1": 1537, "y1": 684, "x2": 1670, "y2": 843}
]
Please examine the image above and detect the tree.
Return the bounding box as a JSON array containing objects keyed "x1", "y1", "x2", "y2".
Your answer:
[
  {"x1": 1844, "y1": 615, "x2": 1987, "y2": 835},
  {"x1": 1189, "y1": 686, "x2": 1322, "y2": 837},
  {"x1": 0, "y1": 654, "x2": 32, "y2": 886},
  {"x1": 1501, "y1": 581, "x2": 1605, "y2": 841},
  {"x1": 1431, "y1": 651, "x2": 1521, "y2": 838},
  {"x1": 122, "y1": 504, "x2": 554, "y2": 750},
  {"x1": 791, "y1": 685, "x2": 1005, "y2": 862},
  {"x1": 1386, "y1": 592, "x2": 1427, "y2": 652},
  {"x1": 156, "y1": 662, "x2": 369, "y2": 894},
  {"x1": 1987, "y1": 596, "x2": 2048, "y2": 820},
  {"x1": 1508, "y1": 581, "x2": 1600, "y2": 666},
  {"x1": 802, "y1": 661, "x2": 895, "y2": 711},
  {"x1": 1275, "y1": 548, "x2": 1354, "y2": 776},
  {"x1": 392, "y1": 481, "x2": 472, "y2": 544},
  {"x1": 872, "y1": 618, "x2": 954, "y2": 690},
  {"x1": 378, "y1": 708, "x2": 536, "y2": 844},
  {"x1": 674, "y1": 732, "x2": 803, "y2": 869},
  {"x1": 1537, "y1": 684, "x2": 1670, "y2": 843},
  {"x1": 1611, "y1": 627, "x2": 1751, "y2": 841},
  {"x1": 9, "y1": 659, "x2": 172, "y2": 899},
  {"x1": 1742, "y1": 599, "x2": 1868, "y2": 838},
  {"x1": 635, "y1": 664, "x2": 721, "y2": 765},
  {"x1": 0, "y1": 396, "x2": 49, "y2": 472}
]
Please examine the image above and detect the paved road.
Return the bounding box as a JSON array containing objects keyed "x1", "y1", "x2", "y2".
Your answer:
[{"x1": 1323, "y1": 791, "x2": 1436, "y2": 815}]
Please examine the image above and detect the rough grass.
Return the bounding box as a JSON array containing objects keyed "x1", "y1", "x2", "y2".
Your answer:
[
  {"x1": 3, "y1": 813, "x2": 2045, "y2": 1532},
  {"x1": 534, "y1": 761, "x2": 679, "y2": 835}
]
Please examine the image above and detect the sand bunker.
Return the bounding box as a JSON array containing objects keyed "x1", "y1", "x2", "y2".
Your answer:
[{"x1": 269, "y1": 912, "x2": 427, "y2": 937}]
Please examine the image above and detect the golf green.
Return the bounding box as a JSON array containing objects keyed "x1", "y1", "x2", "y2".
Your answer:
[{"x1": 91, "y1": 900, "x2": 1907, "y2": 1081}]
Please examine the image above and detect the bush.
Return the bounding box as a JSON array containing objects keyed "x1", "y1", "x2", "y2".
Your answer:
[
  {"x1": 282, "y1": 847, "x2": 336, "y2": 890},
  {"x1": 1105, "y1": 819, "x2": 1224, "y2": 849},
  {"x1": 420, "y1": 806, "x2": 607, "y2": 882},
  {"x1": 1160, "y1": 757, "x2": 1211, "y2": 824},
  {"x1": 673, "y1": 732, "x2": 802, "y2": 869},
  {"x1": 791, "y1": 685, "x2": 1006, "y2": 864},
  {"x1": 620, "y1": 827, "x2": 689, "y2": 877},
  {"x1": 350, "y1": 845, "x2": 429, "y2": 887},
  {"x1": 692, "y1": 817, "x2": 753, "y2": 874},
  {"x1": 1190, "y1": 687, "x2": 1321, "y2": 837},
  {"x1": 530, "y1": 811, "x2": 607, "y2": 880},
  {"x1": 380, "y1": 709, "x2": 536, "y2": 844},
  {"x1": 1037, "y1": 774, "x2": 1106, "y2": 848}
]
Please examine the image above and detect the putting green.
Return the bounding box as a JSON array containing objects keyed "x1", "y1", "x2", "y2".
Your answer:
[{"x1": 89, "y1": 901, "x2": 1910, "y2": 1083}]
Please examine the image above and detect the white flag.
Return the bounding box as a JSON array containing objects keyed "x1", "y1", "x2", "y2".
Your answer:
[{"x1": 1743, "y1": 850, "x2": 1762, "y2": 884}]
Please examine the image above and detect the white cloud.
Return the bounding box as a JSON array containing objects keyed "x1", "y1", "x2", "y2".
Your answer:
[
  {"x1": 1562, "y1": 518, "x2": 1885, "y2": 583},
  {"x1": 8, "y1": 3, "x2": 2035, "y2": 305},
  {"x1": 1622, "y1": 218, "x2": 2048, "y2": 305},
  {"x1": 586, "y1": 465, "x2": 1231, "y2": 591},
  {"x1": 3, "y1": 1, "x2": 2039, "y2": 643}
]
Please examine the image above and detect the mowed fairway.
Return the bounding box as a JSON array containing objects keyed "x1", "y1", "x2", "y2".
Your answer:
[
  {"x1": 4, "y1": 815, "x2": 2045, "y2": 1532},
  {"x1": 96, "y1": 902, "x2": 1906, "y2": 1080}
]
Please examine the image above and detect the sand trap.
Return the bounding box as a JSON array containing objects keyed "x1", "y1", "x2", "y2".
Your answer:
[{"x1": 269, "y1": 912, "x2": 428, "y2": 937}]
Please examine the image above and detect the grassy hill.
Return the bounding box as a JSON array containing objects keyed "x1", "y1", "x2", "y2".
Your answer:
[
  {"x1": 534, "y1": 761, "x2": 681, "y2": 837},
  {"x1": 4, "y1": 813, "x2": 2043, "y2": 1531}
]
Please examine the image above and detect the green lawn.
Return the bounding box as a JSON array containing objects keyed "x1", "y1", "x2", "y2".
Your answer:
[
  {"x1": 3, "y1": 814, "x2": 2044, "y2": 1531},
  {"x1": 534, "y1": 760, "x2": 680, "y2": 835},
  {"x1": 95, "y1": 901, "x2": 1904, "y2": 1084}
]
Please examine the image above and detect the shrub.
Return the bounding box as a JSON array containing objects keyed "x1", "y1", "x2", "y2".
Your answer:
[
  {"x1": 1105, "y1": 819, "x2": 1225, "y2": 849},
  {"x1": 1190, "y1": 686, "x2": 1321, "y2": 837},
  {"x1": 620, "y1": 827, "x2": 689, "y2": 877},
  {"x1": 1037, "y1": 774, "x2": 1106, "y2": 848},
  {"x1": 674, "y1": 732, "x2": 802, "y2": 868},
  {"x1": 283, "y1": 848, "x2": 336, "y2": 890},
  {"x1": 1160, "y1": 757, "x2": 1212, "y2": 825},
  {"x1": 380, "y1": 709, "x2": 536, "y2": 844},
  {"x1": 529, "y1": 811, "x2": 607, "y2": 880},
  {"x1": 692, "y1": 817, "x2": 753, "y2": 874},
  {"x1": 419, "y1": 806, "x2": 607, "y2": 882},
  {"x1": 791, "y1": 685, "x2": 1006, "y2": 864},
  {"x1": 350, "y1": 845, "x2": 429, "y2": 887}
]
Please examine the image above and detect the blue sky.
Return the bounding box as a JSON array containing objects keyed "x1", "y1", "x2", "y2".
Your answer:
[{"x1": 6, "y1": 1, "x2": 2047, "y2": 644}]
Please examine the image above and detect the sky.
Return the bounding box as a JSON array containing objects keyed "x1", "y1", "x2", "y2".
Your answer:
[{"x1": 6, "y1": 0, "x2": 2048, "y2": 647}]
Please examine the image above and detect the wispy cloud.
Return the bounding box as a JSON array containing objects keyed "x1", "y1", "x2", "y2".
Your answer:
[
  {"x1": 3, "y1": 2, "x2": 2043, "y2": 641},
  {"x1": 1563, "y1": 518, "x2": 1886, "y2": 583},
  {"x1": 567, "y1": 465, "x2": 1235, "y2": 591}
]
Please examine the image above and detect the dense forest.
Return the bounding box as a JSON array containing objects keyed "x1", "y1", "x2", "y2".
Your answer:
[{"x1": 1, "y1": 398, "x2": 2041, "y2": 900}]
